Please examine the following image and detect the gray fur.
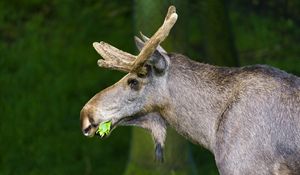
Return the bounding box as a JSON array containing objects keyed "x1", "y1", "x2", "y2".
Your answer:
[
  {"x1": 162, "y1": 54, "x2": 300, "y2": 175},
  {"x1": 135, "y1": 36, "x2": 168, "y2": 75},
  {"x1": 81, "y1": 45, "x2": 300, "y2": 174},
  {"x1": 120, "y1": 112, "x2": 166, "y2": 162}
]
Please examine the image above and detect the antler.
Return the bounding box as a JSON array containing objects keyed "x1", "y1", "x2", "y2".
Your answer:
[
  {"x1": 93, "y1": 5, "x2": 178, "y2": 73},
  {"x1": 93, "y1": 41, "x2": 135, "y2": 72}
]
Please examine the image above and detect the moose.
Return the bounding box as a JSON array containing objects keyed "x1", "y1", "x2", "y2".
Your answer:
[{"x1": 80, "y1": 6, "x2": 300, "y2": 175}]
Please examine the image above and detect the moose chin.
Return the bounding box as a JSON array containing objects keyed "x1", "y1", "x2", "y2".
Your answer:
[{"x1": 81, "y1": 5, "x2": 300, "y2": 175}]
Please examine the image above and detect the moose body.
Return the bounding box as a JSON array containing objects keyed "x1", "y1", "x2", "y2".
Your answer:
[
  {"x1": 160, "y1": 53, "x2": 300, "y2": 174},
  {"x1": 80, "y1": 6, "x2": 300, "y2": 175}
]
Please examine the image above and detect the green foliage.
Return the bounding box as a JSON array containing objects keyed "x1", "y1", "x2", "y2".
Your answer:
[
  {"x1": 0, "y1": 0, "x2": 132, "y2": 174},
  {"x1": 97, "y1": 121, "x2": 112, "y2": 137},
  {"x1": 230, "y1": 7, "x2": 300, "y2": 76},
  {"x1": 125, "y1": 163, "x2": 194, "y2": 175}
]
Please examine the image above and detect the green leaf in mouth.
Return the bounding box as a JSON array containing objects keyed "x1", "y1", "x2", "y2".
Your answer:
[{"x1": 96, "y1": 121, "x2": 112, "y2": 137}]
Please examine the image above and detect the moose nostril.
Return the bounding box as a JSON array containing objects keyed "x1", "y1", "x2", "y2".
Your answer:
[{"x1": 83, "y1": 125, "x2": 92, "y2": 136}]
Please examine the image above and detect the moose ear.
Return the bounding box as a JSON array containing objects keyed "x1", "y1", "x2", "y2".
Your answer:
[
  {"x1": 134, "y1": 35, "x2": 168, "y2": 75},
  {"x1": 148, "y1": 49, "x2": 168, "y2": 75}
]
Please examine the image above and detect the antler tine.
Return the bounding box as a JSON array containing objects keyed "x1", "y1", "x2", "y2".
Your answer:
[
  {"x1": 97, "y1": 59, "x2": 132, "y2": 72},
  {"x1": 139, "y1": 32, "x2": 150, "y2": 42},
  {"x1": 131, "y1": 5, "x2": 178, "y2": 72},
  {"x1": 93, "y1": 42, "x2": 136, "y2": 63},
  {"x1": 93, "y1": 42, "x2": 136, "y2": 72}
]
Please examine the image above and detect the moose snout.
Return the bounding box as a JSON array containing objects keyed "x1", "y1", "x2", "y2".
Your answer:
[{"x1": 80, "y1": 105, "x2": 97, "y2": 137}]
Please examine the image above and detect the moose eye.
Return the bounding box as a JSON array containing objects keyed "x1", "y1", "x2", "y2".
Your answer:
[{"x1": 127, "y1": 79, "x2": 139, "y2": 90}]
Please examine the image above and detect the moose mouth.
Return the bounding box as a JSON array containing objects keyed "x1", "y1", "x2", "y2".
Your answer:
[{"x1": 94, "y1": 115, "x2": 139, "y2": 138}]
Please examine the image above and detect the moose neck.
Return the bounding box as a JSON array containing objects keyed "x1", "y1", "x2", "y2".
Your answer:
[{"x1": 160, "y1": 54, "x2": 235, "y2": 153}]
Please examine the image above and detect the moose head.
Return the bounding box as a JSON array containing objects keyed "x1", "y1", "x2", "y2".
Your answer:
[{"x1": 80, "y1": 6, "x2": 178, "y2": 161}]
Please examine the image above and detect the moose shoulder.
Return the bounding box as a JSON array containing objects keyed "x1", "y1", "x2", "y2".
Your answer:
[{"x1": 80, "y1": 5, "x2": 300, "y2": 175}]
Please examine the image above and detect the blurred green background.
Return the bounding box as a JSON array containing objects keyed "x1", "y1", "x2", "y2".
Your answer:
[{"x1": 1, "y1": 0, "x2": 300, "y2": 175}]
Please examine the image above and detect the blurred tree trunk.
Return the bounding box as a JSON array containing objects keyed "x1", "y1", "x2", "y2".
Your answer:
[
  {"x1": 124, "y1": 1, "x2": 197, "y2": 175},
  {"x1": 201, "y1": 0, "x2": 239, "y2": 66}
]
